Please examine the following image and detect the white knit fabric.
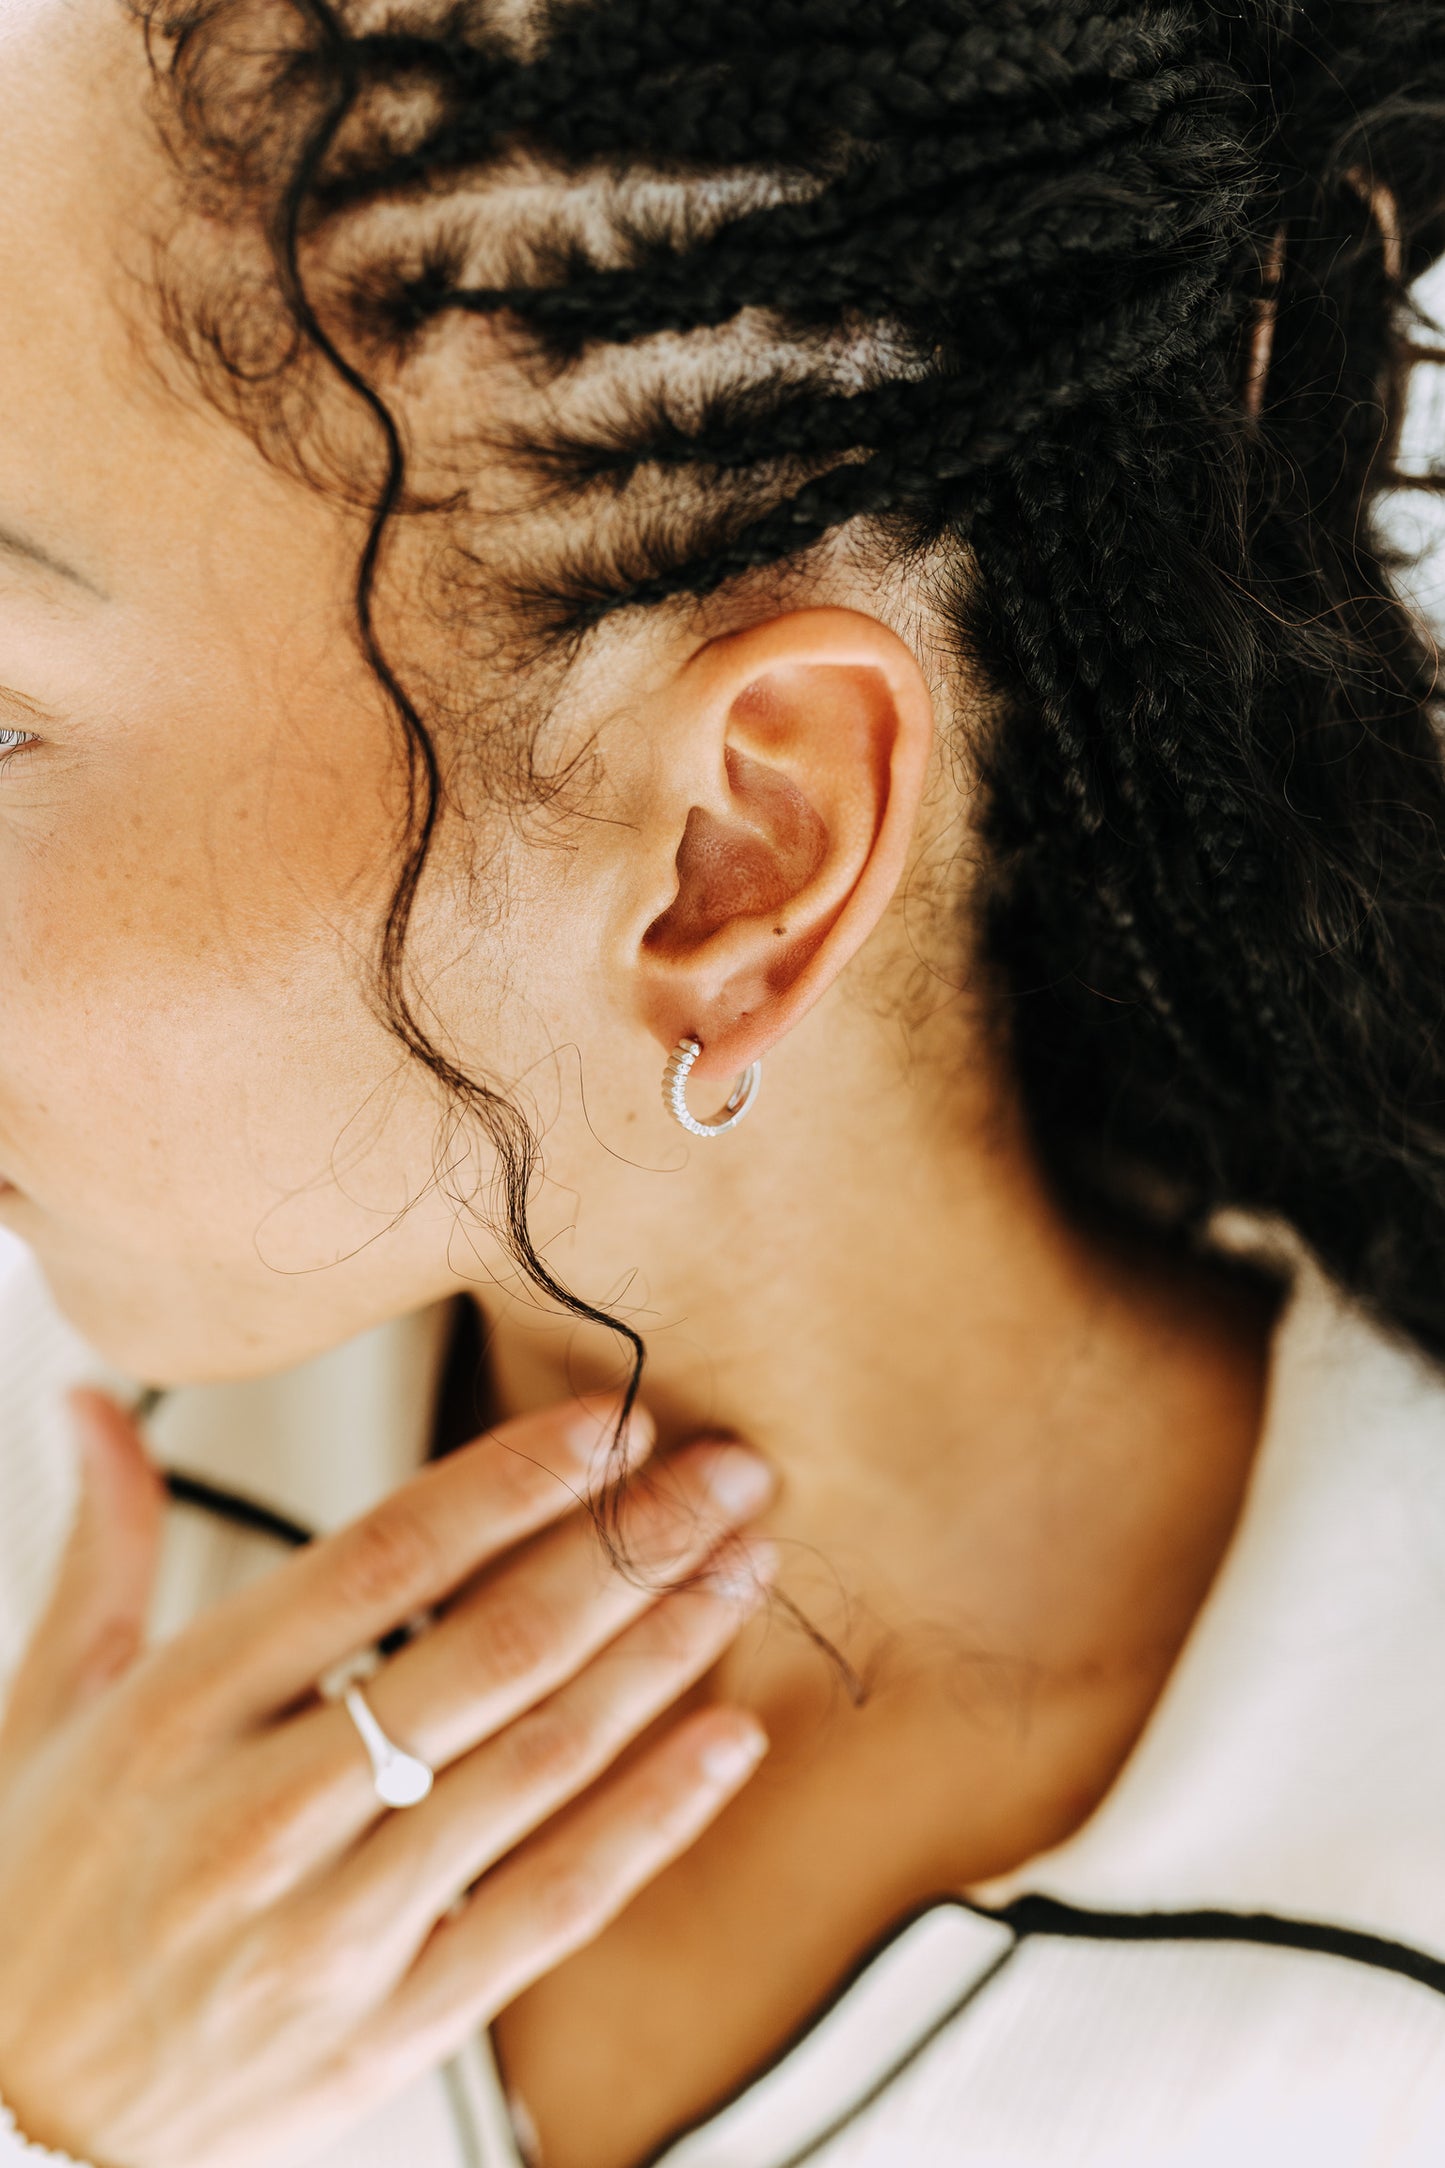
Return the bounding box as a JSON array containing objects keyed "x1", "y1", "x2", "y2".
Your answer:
[
  {"x1": 0, "y1": 2100, "x2": 91, "y2": 2168},
  {"x1": 3, "y1": 1227, "x2": 1445, "y2": 2166}
]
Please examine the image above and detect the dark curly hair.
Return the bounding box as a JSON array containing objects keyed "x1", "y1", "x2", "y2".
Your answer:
[{"x1": 131, "y1": 0, "x2": 1445, "y2": 1371}]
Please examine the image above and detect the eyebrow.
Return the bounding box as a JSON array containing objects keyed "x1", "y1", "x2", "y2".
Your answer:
[
  {"x1": 0, "y1": 680, "x2": 60, "y2": 725},
  {"x1": 0, "y1": 522, "x2": 107, "y2": 599}
]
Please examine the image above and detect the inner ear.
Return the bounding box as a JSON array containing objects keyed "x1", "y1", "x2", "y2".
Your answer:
[{"x1": 643, "y1": 746, "x2": 827, "y2": 958}]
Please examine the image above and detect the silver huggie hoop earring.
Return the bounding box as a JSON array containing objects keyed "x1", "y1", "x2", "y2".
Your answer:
[{"x1": 663, "y1": 1036, "x2": 762, "y2": 1138}]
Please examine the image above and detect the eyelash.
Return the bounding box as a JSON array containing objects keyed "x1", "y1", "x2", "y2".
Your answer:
[{"x1": 0, "y1": 726, "x2": 37, "y2": 766}]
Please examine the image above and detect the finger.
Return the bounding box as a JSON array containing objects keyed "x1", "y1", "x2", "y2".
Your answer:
[
  {"x1": 322, "y1": 1540, "x2": 777, "y2": 1962},
  {"x1": 356, "y1": 1438, "x2": 775, "y2": 1776},
  {"x1": 233, "y1": 1439, "x2": 775, "y2": 1871},
  {"x1": 147, "y1": 1396, "x2": 656, "y2": 1731},
  {"x1": 0, "y1": 1391, "x2": 165, "y2": 1755},
  {"x1": 366, "y1": 1706, "x2": 769, "y2": 2071}
]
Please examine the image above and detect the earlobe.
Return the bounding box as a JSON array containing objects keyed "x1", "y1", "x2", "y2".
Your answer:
[{"x1": 631, "y1": 608, "x2": 934, "y2": 1084}]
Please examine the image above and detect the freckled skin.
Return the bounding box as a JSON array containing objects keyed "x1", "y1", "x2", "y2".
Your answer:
[
  {"x1": 0, "y1": 15, "x2": 1281, "y2": 2168},
  {"x1": 0, "y1": 2, "x2": 559, "y2": 1378},
  {"x1": 0, "y1": 0, "x2": 955, "y2": 1392},
  {"x1": 3, "y1": 4, "x2": 927, "y2": 1390}
]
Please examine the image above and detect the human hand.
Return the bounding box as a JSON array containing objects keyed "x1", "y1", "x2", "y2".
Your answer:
[{"x1": 0, "y1": 1389, "x2": 775, "y2": 2168}]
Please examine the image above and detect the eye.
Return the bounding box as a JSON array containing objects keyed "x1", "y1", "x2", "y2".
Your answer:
[{"x1": 0, "y1": 725, "x2": 37, "y2": 763}]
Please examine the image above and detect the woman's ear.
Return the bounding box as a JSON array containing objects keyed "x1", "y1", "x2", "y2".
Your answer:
[{"x1": 622, "y1": 608, "x2": 934, "y2": 1083}]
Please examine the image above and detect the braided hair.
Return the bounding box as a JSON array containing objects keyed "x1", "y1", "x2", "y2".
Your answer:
[{"x1": 135, "y1": 0, "x2": 1445, "y2": 1360}]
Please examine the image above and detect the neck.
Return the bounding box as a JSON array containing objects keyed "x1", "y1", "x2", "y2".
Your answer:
[
  {"x1": 483, "y1": 1016, "x2": 1276, "y2": 2168},
  {"x1": 481, "y1": 1012, "x2": 1273, "y2": 1865}
]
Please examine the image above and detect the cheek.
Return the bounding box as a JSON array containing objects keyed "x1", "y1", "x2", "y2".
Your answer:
[{"x1": 0, "y1": 680, "x2": 445, "y2": 1283}]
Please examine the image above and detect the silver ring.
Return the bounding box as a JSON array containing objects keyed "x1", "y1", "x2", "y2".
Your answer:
[{"x1": 342, "y1": 1681, "x2": 435, "y2": 1809}]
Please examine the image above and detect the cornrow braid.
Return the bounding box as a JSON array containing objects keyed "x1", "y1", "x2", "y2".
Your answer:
[
  {"x1": 138, "y1": 0, "x2": 1445, "y2": 1366},
  {"x1": 507, "y1": 254, "x2": 1225, "y2": 481},
  {"x1": 325, "y1": 1, "x2": 1209, "y2": 185},
  {"x1": 382, "y1": 142, "x2": 1239, "y2": 350}
]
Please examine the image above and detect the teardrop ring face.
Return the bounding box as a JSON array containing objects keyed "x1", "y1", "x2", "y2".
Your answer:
[
  {"x1": 663, "y1": 1036, "x2": 762, "y2": 1138},
  {"x1": 341, "y1": 1683, "x2": 435, "y2": 1809}
]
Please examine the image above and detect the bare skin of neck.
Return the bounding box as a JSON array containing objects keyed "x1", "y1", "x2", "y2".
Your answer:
[{"x1": 480, "y1": 1015, "x2": 1276, "y2": 2168}]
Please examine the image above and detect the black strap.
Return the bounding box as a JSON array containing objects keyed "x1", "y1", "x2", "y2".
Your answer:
[
  {"x1": 149, "y1": 1296, "x2": 482, "y2": 1555},
  {"x1": 162, "y1": 1468, "x2": 314, "y2": 1550},
  {"x1": 987, "y1": 1891, "x2": 1445, "y2": 2000},
  {"x1": 159, "y1": 1472, "x2": 427, "y2": 1653}
]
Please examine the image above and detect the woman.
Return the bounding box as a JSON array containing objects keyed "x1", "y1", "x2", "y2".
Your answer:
[{"x1": 0, "y1": 0, "x2": 1443, "y2": 2159}]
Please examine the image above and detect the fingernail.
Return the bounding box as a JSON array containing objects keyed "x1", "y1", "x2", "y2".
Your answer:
[
  {"x1": 700, "y1": 1722, "x2": 769, "y2": 1787},
  {"x1": 699, "y1": 1444, "x2": 775, "y2": 1518},
  {"x1": 563, "y1": 1402, "x2": 655, "y2": 1481},
  {"x1": 66, "y1": 1388, "x2": 101, "y2": 1445},
  {"x1": 65, "y1": 1388, "x2": 120, "y2": 1467},
  {"x1": 625, "y1": 1404, "x2": 659, "y2": 1461},
  {"x1": 700, "y1": 1539, "x2": 779, "y2": 1604}
]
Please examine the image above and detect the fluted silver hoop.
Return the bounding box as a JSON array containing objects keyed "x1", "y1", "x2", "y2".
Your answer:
[{"x1": 663, "y1": 1036, "x2": 761, "y2": 1139}]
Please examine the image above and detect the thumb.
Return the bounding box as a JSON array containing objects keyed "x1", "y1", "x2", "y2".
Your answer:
[{"x1": 0, "y1": 1390, "x2": 166, "y2": 1754}]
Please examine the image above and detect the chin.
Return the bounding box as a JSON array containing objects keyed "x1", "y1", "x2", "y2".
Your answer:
[
  {"x1": 39, "y1": 1287, "x2": 273, "y2": 1388},
  {"x1": 20, "y1": 1237, "x2": 355, "y2": 1389}
]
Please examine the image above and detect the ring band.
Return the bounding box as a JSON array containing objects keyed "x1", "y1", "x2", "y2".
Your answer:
[{"x1": 342, "y1": 1681, "x2": 435, "y2": 1809}]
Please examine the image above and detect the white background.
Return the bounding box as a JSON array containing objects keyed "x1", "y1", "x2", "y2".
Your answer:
[{"x1": 1379, "y1": 257, "x2": 1445, "y2": 627}]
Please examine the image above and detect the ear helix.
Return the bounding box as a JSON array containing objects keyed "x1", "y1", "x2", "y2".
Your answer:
[{"x1": 662, "y1": 1037, "x2": 762, "y2": 1138}]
